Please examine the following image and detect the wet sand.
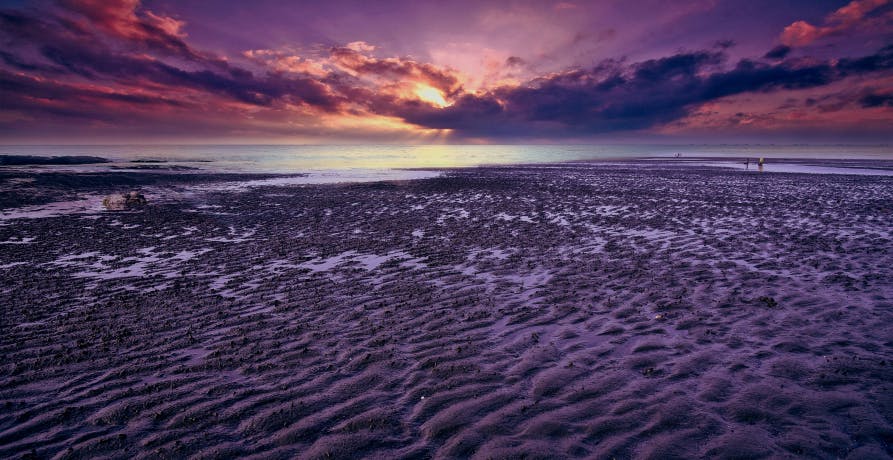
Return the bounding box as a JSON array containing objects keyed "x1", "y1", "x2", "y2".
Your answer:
[{"x1": 1, "y1": 160, "x2": 892, "y2": 458}]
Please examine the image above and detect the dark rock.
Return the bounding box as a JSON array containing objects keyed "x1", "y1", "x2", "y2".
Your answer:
[
  {"x1": 103, "y1": 191, "x2": 148, "y2": 210},
  {"x1": 757, "y1": 296, "x2": 778, "y2": 308}
]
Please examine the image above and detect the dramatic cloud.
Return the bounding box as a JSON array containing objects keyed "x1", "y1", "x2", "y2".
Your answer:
[
  {"x1": 1, "y1": 0, "x2": 891, "y2": 142},
  {"x1": 764, "y1": 45, "x2": 792, "y2": 60},
  {"x1": 0, "y1": 3, "x2": 344, "y2": 112},
  {"x1": 327, "y1": 46, "x2": 462, "y2": 95},
  {"x1": 389, "y1": 46, "x2": 893, "y2": 138},
  {"x1": 780, "y1": 0, "x2": 893, "y2": 46},
  {"x1": 861, "y1": 92, "x2": 893, "y2": 107},
  {"x1": 55, "y1": 0, "x2": 199, "y2": 60}
]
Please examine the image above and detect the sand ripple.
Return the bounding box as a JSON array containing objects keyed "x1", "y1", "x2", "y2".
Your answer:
[{"x1": 1, "y1": 163, "x2": 892, "y2": 458}]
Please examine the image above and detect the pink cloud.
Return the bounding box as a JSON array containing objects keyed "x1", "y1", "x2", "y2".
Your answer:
[
  {"x1": 328, "y1": 46, "x2": 462, "y2": 94},
  {"x1": 57, "y1": 0, "x2": 194, "y2": 58},
  {"x1": 60, "y1": 0, "x2": 184, "y2": 38},
  {"x1": 346, "y1": 41, "x2": 376, "y2": 53},
  {"x1": 243, "y1": 49, "x2": 330, "y2": 77},
  {"x1": 780, "y1": 0, "x2": 891, "y2": 46},
  {"x1": 1, "y1": 0, "x2": 891, "y2": 142}
]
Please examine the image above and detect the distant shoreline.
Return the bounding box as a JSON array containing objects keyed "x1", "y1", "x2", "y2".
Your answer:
[
  {"x1": 2, "y1": 145, "x2": 891, "y2": 172},
  {"x1": 0, "y1": 155, "x2": 110, "y2": 166},
  {"x1": 3, "y1": 153, "x2": 893, "y2": 175}
]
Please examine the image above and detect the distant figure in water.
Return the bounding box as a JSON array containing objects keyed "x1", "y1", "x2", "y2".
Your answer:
[
  {"x1": 745, "y1": 158, "x2": 749, "y2": 170},
  {"x1": 674, "y1": 153, "x2": 681, "y2": 158},
  {"x1": 758, "y1": 157, "x2": 765, "y2": 172}
]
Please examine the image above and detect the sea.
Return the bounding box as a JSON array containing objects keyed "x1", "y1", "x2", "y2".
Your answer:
[{"x1": 0, "y1": 144, "x2": 893, "y2": 182}]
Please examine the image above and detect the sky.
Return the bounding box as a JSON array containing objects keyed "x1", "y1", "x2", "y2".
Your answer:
[{"x1": 0, "y1": 0, "x2": 891, "y2": 144}]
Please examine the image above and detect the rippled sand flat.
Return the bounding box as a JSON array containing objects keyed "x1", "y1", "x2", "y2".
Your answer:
[{"x1": 1, "y1": 161, "x2": 892, "y2": 459}]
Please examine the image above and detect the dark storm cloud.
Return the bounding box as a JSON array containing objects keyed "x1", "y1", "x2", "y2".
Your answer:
[
  {"x1": 837, "y1": 45, "x2": 893, "y2": 75},
  {"x1": 861, "y1": 92, "x2": 893, "y2": 107},
  {"x1": 0, "y1": 2, "x2": 342, "y2": 111},
  {"x1": 390, "y1": 46, "x2": 893, "y2": 137},
  {"x1": 32, "y1": 41, "x2": 339, "y2": 108},
  {"x1": 0, "y1": 69, "x2": 191, "y2": 124},
  {"x1": 764, "y1": 45, "x2": 792, "y2": 60},
  {"x1": 505, "y1": 56, "x2": 526, "y2": 67},
  {"x1": 55, "y1": 0, "x2": 202, "y2": 60},
  {"x1": 1, "y1": 0, "x2": 891, "y2": 141},
  {"x1": 0, "y1": 70, "x2": 183, "y2": 107}
]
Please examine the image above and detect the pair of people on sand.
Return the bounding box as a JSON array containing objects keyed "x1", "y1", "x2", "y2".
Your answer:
[{"x1": 745, "y1": 157, "x2": 765, "y2": 170}]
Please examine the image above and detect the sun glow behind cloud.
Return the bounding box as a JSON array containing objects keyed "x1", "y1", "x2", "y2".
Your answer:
[
  {"x1": 414, "y1": 85, "x2": 450, "y2": 107},
  {"x1": 0, "y1": 0, "x2": 891, "y2": 143}
]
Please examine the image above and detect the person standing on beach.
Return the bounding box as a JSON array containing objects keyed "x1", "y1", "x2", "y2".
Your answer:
[
  {"x1": 758, "y1": 157, "x2": 764, "y2": 172},
  {"x1": 745, "y1": 158, "x2": 749, "y2": 170}
]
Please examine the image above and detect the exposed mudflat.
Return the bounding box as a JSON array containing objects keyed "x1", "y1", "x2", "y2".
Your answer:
[{"x1": 1, "y1": 161, "x2": 892, "y2": 459}]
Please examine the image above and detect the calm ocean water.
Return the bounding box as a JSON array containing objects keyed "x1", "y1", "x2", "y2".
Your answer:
[{"x1": 1, "y1": 144, "x2": 891, "y2": 173}]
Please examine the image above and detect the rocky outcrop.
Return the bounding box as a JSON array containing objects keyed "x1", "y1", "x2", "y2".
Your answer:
[{"x1": 102, "y1": 191, "x2": 148, "y2": 210}]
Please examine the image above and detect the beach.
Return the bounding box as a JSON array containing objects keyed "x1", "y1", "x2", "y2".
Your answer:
[{"x1": 1, "y1": 159, "x2": 892, "y2": 458}]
